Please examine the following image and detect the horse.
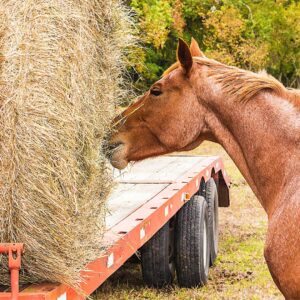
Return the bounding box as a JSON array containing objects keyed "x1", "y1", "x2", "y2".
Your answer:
[{"x1": 107, "y1": 38, "x2": 300, "y2": 299}]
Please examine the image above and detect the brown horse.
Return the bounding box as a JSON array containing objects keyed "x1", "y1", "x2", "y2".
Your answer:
[{"x1": 108, "y1": 38, "x2": 300, "y2": 299}]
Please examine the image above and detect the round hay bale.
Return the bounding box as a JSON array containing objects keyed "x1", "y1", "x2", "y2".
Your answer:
[{"x1": 0, "y1": 0, "x2": 134, "y2": 289}]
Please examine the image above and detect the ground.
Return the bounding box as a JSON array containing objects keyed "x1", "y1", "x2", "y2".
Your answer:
[{"x1": 93, "y1": 142, "x2": 283, "y2": 300}]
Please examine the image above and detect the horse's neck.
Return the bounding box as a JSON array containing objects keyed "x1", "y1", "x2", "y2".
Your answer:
[{"x1": 203, "y1": 89, "x2": 300, "y2": 216}]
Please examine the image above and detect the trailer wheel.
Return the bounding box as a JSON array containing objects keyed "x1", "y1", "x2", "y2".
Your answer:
[
  {"x1": 140, "y1": 220, "x2": 175, "y2": 287},
  {"x1": 175, "y1": 195, "x2": 210, "y2": 287},
  {"x1": 205, "y1": 178, "x2": 219, "y2": 265}
]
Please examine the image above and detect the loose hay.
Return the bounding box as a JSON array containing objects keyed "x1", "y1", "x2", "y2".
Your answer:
[{"x1": 0, "y1": 0, "x2": 134, "y2": 289}]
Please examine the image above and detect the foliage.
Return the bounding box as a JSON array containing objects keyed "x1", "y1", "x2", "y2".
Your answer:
[{"x1": 127, "y1": 0, "x2": 300, "y2": 96}]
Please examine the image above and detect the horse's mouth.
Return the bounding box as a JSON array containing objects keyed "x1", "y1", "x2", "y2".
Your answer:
[{"x1": 106, "y1": 142, "x2": 128, "y2": 170}]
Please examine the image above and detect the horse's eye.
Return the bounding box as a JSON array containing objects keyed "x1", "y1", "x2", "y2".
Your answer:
[{"x1": 150, "y1": 88, "x2": 162, "y2": 96}]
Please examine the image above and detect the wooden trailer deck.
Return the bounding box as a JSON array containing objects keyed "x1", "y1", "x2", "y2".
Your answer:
[
  {"x1": 108, "y1": 155, "x2": 224, "y2": 229},
  {"x1": 0, "y1": 155, "x2": 230, "y2": 300}
]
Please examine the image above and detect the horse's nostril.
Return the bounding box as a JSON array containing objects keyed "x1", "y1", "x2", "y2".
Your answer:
[{"x1": 107, "y1": 142, "x2": 123, "y2": 153}]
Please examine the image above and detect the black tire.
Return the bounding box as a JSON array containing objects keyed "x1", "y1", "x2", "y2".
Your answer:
[
  {"x1": 205, "y1": 178, "x2": 219, "y2": 265},
  {"x1": 127, "y1": 252, "x2": 140, "y2": 263},
  {"x1": 140, "y1": 220, "x2": 175, "y2": 287},
  {"x1": 175, "y1": 195, "x2": 210, "y2": 287}
]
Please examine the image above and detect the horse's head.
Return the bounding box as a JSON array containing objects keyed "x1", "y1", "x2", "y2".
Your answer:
[{"x1": 108, "y1": 38, "x2": 210, "y2": 169}]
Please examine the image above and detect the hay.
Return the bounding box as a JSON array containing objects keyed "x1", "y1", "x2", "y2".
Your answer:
[{"x1": 0, "y1": 0, "x2": 134, "y2": 289}]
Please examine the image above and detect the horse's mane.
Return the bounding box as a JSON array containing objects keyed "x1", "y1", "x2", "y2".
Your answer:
[{"x1": 164, "y1": 57, "x2": 300, "y2": 108}]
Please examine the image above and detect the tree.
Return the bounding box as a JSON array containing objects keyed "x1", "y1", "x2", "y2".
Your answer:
[{"x1": 127, "y1": 0, "x2": 300, "y2": 96}]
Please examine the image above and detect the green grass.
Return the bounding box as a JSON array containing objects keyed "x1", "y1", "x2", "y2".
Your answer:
[{"x1": 93, "y1": 142, "x2": 283, "y2": 300}]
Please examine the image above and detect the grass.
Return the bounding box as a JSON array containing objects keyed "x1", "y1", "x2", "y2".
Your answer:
[{"x1": 93, "y1": 142, "x2": 283, "y2": 300}]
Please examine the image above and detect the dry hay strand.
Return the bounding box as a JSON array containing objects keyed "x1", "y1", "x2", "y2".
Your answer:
[{"x1": 0, "y1": 0, "x2": 134, "y2": 290}]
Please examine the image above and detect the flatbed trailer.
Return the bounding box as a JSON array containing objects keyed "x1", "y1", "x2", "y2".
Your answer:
[{"x1": 0, "y1": 155, "x2": 230, "y2": 300}]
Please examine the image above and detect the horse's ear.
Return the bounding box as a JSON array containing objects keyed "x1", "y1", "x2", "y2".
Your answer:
[
  {"x1": 190, "y1": 37, "x2": 205, "y2": 57},
  {"x1": 177, "y1": 38, "x2": 193, "y2": 75}
]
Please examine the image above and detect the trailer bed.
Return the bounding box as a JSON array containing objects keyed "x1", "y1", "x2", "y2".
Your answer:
[
  {"x1": 108, "y1": 155, "x2": 218, "y2": 229},
  {"x1": 0, "y1": 155, "x2": 230, "y2": 300}
]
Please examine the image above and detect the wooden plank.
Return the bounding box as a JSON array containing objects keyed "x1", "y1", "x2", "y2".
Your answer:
[
  {"x1": 114, "y1": 156, "x2": 212, "y2": 183},
  {"x1": 117, "y1": 180, "x2": 175, "y2": 184},
  {"x1": 106, "y1": 183, "x2": 168, "y2": 229},
  {"x1": 106, "y1": 155, "x2": 216, "y2": 229}
]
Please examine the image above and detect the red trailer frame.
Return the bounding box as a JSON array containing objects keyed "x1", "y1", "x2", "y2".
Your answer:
[{"x1": 0, "y1": 155, "x2": 230, "y2": 300}]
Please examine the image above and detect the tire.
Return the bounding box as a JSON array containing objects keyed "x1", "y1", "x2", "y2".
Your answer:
[
  {"x1": 205, "y1": 178, "x2": 219, "y2": 265},
  {"x1": 175, "y1": 195, "x2": 210, "y2": 287},
  {"x1": 127, "y1": 253, "x2": 140, "y2": 263},
  {"x1": 140, "y1": 220, "x2": 175, "y2": 287}
]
